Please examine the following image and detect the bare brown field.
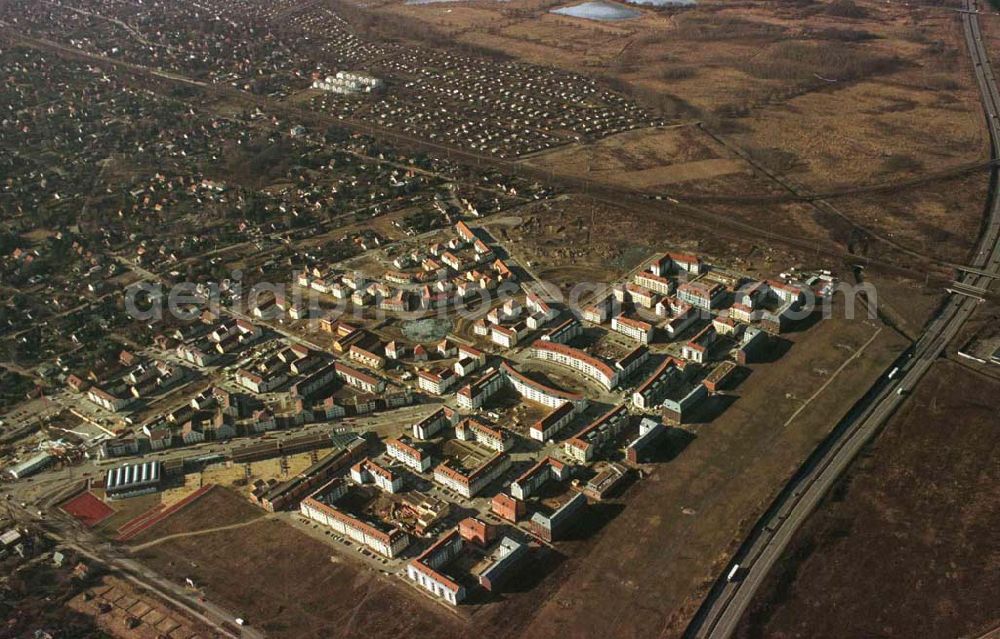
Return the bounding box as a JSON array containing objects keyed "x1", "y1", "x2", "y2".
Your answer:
[
  {"x1": 134, "y1": 517, "x2": 469, "y2": 639},
  {"x1": 126, "y1": 486, "x2": 264, "y2": 545},
  {"x1": 735, "y1": 359, "x2": 1000, "y2": 639},
  {"x1": 356, "y1": 0, "x2": 990, "y2": 263},
  {"x1": 524, "y1": 125, "x2": 755, "y2": 191},
  {"x1": 500, "y1": 195, "x2": 851, "y2": 288},
  {"x1": 511, "y1": 306, "x2": 909, "y2": 639},
  {"x1": 822, "y1": 170, "x2": 992, "y2": 266}
]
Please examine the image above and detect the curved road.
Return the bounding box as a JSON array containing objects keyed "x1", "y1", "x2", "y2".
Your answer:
[{"x1": 684, "y1": 3, "x2": 1000, "y2": 637}]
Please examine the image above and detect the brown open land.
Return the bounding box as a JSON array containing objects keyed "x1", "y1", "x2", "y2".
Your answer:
[
  {"x1": 515, "y1": 307, "x2": 909, "y2": 639},
  {"x1": 133, "y1": 515, "x2": 471, "y2": 639},
  {"x1": 354, "y1": 0, "x2": 991, "y2": 265},
  {"x1": 125, "y1": 485, "x2": 265, "y2": 546},
  {"x1": 367, "y1": 0, "x2": 986, "y2": 182},
  {"x1": 735, "y1": 359, "x2": 1000, "y2": 639},
  {"x1": 525, "y1": 125, "x2": 755, "y2": 192}
]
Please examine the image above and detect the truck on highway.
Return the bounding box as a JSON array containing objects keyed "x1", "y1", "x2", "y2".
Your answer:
[{"x1": 727, "y1": 564, "x2": 742, "y2": 582}]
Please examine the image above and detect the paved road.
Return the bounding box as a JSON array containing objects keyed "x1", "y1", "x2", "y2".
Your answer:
[{"x1": 684, "y1": 2, "x2": 1000, "y2": 637}]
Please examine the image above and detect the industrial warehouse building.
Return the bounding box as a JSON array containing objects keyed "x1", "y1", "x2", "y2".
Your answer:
[
  {"x1": 105, "y1": 461, "x2": 163, "y2": 499},
  {"x1": 5, "y1": 451, "x2": 55, "y2": 480}
]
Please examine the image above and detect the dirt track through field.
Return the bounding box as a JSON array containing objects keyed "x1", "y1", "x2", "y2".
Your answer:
[{"x1": 128, "y1": 514, "x2": 272, "y2": 552}]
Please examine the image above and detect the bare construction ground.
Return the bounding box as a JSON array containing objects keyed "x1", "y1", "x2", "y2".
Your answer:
[
  {"x1": 133, "y1": 515, "x2": 470, "y2": 639},
  {"x1": 125, "y1": 485, "x2": 265, "y2": 546},
  {"x1": 735, "y1": 359, "x2": 1000, "y2": 639}
]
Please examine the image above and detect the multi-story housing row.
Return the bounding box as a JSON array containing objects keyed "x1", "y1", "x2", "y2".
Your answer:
[
  {"x1": 87, "y1": 386, "x2": 132, "y2": 412},
  {"x1": 634, "y1": 271, "x2": 675, "y2": 296},
  {"x1": 529, "y1": 400, "x2": 585, "y2": 442},
  {"x1": 541, "y1": 317, "x2": 583, "y2": 344},
  {"x1": 407, "y1": 530, "x2": 466, "y2": 605},
  {"x1": 632, "y1": 357, "x2": 686, "y2": 410},
  {"x1": 583, "y1": 295, "x2": 614, "y2": 324},
  {"x1": 458, "y1": 363, "x2": 589, "y2": 414},
  {"x1": 417, "y1": 367, "x2": 459, "y2": 395},
  {"x1": 703, "y1": 360, "x2": 738, "y2": 393},
  {"x1": 412, "y1": 407, "x2": 459, "y2": 440},
  {"x1": 737, "y1": 280, "x2": 770, "y2": 309},
  {"x1": 491, "y1": 323, "x2": 521, "y2": 348},
  {"x1": 501, "y1": 362, "x2": 587, "y2": 410},
  {"x1": 662, "y1": 384, "x2": 708, "y2": 424},
  {"x1": 250, "y1": 436, "x2": 367, "y2": 512},
  {"x1": 235, "y1": 354, "x2": 289, "y2": 394},
  {"x1": 457, "y1": 367, "x2": 506, "y2": 410},
  {"x1": 677, "y1": 280, "x2": 726, "y2": 311},
  {"x1": 386, "y1": 437, "x2": 432, "y2": 472},
  {"x1": 478, "y1": 537, "x2": 529, "y2": 592},
  {"x1": 531, "y1": 340, "x2": 618, "y2": 390},
  {"x1": 433, "y1": 452, "x2": 511, "y2": 499},
  {"x1": 767, "y1": 280, "x2": 807, "y2": 305},
  {"x1": 612, "y1": 314, "x2": 654, "y2": 344},
  {"x1": 648, "y1": 252, "x2": 704, "y2": 277},
  {"x1": 681, "y1": 326, "x2": 717, "y2": 364},
  {"x1": 728, "y1": 303, "x2": 760, "y2": 324},
  {"x1": 300, "y1": 479, "x2": 411, "y2": 558},
  {"x1": 529, "y1": 340, "x2": 619, "y2": 390},
  {"x1": 528, "y1": 493, "x2": 588, "y2": 542},
  {"x1": 563, "y1": 403, "x2": 630, "y2": 463},
  {"x1": 334, "y1": 361, "x2": 386, "y2": 394},
  {"x1": 289, "y1": 363, "x2": 337, "y2": 399},
  {"x1": 455, "y1": 344, "x2": 486, "y2": 377},
  {"x1": 350, "y1": 458, "x2": 403, "y2": 493},
  {"x1": 510, "y1": 457, "x2": 568, "y2": 500},
  {"x1": 455, "y1": 417, "x2": 515, "y2": 452},
  {"x1": 348, "y1": 344, "x2": 385, "y2": 370},
  {"x1": 583, "y1": 463, "x2": 630, "y2": 501},
  {"x1": 656, "y1": 297, "x2": 698, "y2": 338},
  {"x1": 736, "y1": 327, "x2": 769, "y2": 365},
  {"x1": 491, "y1": 492, "x2": 526, "y2": 522},
  {"x1": 615, "y1": 345, "x2": 650, "y2": 381},
  {"x1": 626, "y1": 418, "x2": 667, "y2": 464},
  {"x1": 615, "y1": 282, "x2": 657, "y2": 309},
  {"x1": 525, "y1": 292, "x2": 558, "y2": 329}
]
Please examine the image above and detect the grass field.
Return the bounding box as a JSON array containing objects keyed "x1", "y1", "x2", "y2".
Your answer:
[{"x1": 735, "y1": 359, "x2": 1000, "y2": 639}]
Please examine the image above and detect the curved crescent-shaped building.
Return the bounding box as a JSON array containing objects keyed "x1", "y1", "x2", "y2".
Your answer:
[
  {"x1": 529, "y1": 340, "x2": 619, "y2": 390},
  {"x1": 499, "y1": 362, "x2": 586, "y2": 410}
]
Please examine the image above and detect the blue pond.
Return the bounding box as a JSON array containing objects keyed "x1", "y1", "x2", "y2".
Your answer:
[{"x1": 551, "y1": 1, "x2": 641, "y2": 21}]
